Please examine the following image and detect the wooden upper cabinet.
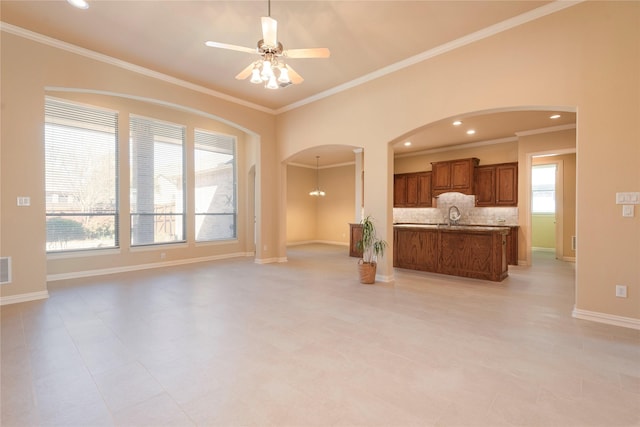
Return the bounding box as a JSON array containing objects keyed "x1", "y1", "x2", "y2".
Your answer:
[
  {"x1": 431, "y1": 158, "x2": 479, "y2": 196},
  {"x1": 475, "y1": 162, "x2": 518, "y2": 207},
  {"x1": 393, "y1": 172, "x2": 432, "y2": 207},
  {"x1": 495, "y1": 163, "x2": 518, "y2": 206},
  {"x1": 393, "y1": 174, "x2": 408, "y2": 206},
  {"x1": 474, "y1": 165, "x2": 497, "y2": 206}
]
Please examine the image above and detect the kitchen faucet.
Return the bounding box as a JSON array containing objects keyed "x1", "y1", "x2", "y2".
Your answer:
[{"x1": 448, "y1": 205, "x2": 461, "y2": 225}]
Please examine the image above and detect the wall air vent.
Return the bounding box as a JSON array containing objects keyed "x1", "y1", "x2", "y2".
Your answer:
[{"x1": 0, "y1": 257, "x2": 11, "y2": 284}]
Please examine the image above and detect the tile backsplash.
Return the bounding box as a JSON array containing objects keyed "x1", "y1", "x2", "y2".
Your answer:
[{"x1": 393, "y1": 192, "x2": 518, "y2": 226}]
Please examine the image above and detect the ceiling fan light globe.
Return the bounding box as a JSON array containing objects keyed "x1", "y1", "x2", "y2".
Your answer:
[
  {"x1": 278, "y1": 66, "x2": 291, "y2": 84},
  {"x1": 261, "y1": 60, "x2": 273, "y2": 80},
  {"x1": 266, "y1": 75, "x2": 279, "y2": 90},
  {"x1": 67, "y1": 0, "x2": 89, "y2": 9},
  {"x1": 250, "y1": 68, "x2": 262, "y2": 84}
]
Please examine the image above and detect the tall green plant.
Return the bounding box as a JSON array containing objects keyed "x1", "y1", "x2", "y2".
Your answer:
[{"x1": 356, "y1": 215, "x2": 388, "y2": 264}]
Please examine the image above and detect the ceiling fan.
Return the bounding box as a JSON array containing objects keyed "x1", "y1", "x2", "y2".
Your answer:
[{"x1": 205, "y1": 0, "x2": 330, "y2": 89}]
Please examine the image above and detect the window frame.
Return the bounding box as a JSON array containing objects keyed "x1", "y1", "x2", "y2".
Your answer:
[
  {"x1": 193, "y1": 128, "x2": 238, "y2": 243},
  {"x1": 44, "y1": 97, "x2": 120, "y2": 253},
  {"x1": 129, "y1": 114, "x2": 187, "y2": 247}
]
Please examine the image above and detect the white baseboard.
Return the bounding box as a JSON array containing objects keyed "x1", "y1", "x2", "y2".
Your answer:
[
  {"x1": 1, "y1": 290, "x2": 49, "y2": 306},
  {"x1": 287, "y1": 240, "x2": 348, "y2": 247},
  {"x1": 572, "y1": 307, "x2": 640, "y2": 330},
  {"x1": 532, "y1": 247, "x2": 555, "y2": 252},
  {"x1": 255, "y1": 257, "x2": 287, "y2": 264},
  {"x1": 47, "y1": 252, "x2": 253, "y2": 282},
  {"x1": 375, "y1": 273, "x2": 395, "y2": 283}
]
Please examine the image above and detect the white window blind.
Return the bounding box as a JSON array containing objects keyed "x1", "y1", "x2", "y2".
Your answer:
[
  {"x1": 130, "y1": 115, "x2": 186, "y2": 246},
  {"x1": 532, "y1": 164, "x2": 556, "y2": 213},
  {"x1": 194, "y1": 130, "x2": 237, "y2": 241},
  {"x1": 45, "y1": 98, "x2": 118, "y2": 252}
]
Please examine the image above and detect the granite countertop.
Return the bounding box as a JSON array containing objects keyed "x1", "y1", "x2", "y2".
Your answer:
[{"x1": 393, "y1": 223, "x2": 513, "y2": 233}]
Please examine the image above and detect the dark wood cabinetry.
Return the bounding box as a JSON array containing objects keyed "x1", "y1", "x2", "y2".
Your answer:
[
  {"x1": 431, "y1": 158, "x2": 479, "y2": 196},
  {"x1": 394, "y1": 225, "x2": 509, "y2": 282},
  {"x1": 393, "y1": 172, "x2": 432, "y2": 207},
  {"x1": 506, "y1": 226, "x2": 519, "y2": 266},
  {"x1": 475, "y1": 162, "x2": 518, "y2": 207},
  {"x1": 393, "y1": 227, "x2": 438, "y2": 271},
  {"x1": 349, "y1": 223, "x2": 363, "y2": 257}
]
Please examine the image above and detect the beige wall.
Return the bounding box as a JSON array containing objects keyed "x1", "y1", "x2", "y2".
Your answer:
[
  {"x1": 394, "y1": 141, "x2": 518, "y2": 174},
  {"x1": 317, "y1": 165, "x2": 355, "y2": 245},
  {"x1": 278, "y1": 2, "x2": 639, "y2": 322},
  {"x1": 286, "y1": 165, "x2": 317, "y2": 243}
]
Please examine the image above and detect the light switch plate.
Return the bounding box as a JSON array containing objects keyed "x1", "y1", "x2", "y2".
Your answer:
[
  {"x1": 622, "y1": 205, "x2": 634, "y2": 217},
  {"x1": 17, "y1": 196, "x2": 30, "y2": 207},
  {"x1": 616, "y1": 192, "x2": 640, "y2": 205}
]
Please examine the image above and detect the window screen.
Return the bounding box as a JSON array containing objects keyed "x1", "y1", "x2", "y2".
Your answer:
[
  {"x1": 130, "y1": 115, "x2": 185, "y2": 246},
  {"x1": 45, "y1": 98, "x2": 118, "y2": 252},
  {"x1": 194, "y1": 129, "x2": 237, "y2": 241}
]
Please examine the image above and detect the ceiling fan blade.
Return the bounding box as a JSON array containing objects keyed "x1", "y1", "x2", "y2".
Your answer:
[
  {"x1": 205, "y1": 41, "x2": 256, "y2": 55},
  {"x1": 286, "y1": 65, "x2": 304, "y2": 84},
  {"x1": 284, "y1": 48, "x2": 331, "y2": 59},
  {"x1": 235, "y1": 62, "x2": 255, "y2": 80},
  {"x1": 261, "y1": 16, "x2": 278, "y2": 47}
]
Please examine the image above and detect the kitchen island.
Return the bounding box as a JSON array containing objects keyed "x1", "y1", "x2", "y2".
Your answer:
[{"x1": 393, "y1": 224, "x2": 509, "y2": 282}]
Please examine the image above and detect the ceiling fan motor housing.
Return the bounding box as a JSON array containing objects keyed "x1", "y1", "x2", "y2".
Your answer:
[{"x1": 258, "y1": 40, "x2": 284, "y2": 55}]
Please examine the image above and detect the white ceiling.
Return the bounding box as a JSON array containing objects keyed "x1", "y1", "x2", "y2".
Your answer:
[{"x1": 1, "y1": 0, "x2": 577, "y2": 167}]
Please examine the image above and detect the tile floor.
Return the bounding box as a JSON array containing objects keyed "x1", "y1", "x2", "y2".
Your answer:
[{"x1": 1, "y1": 245, "x2": 639, "y2": 426}]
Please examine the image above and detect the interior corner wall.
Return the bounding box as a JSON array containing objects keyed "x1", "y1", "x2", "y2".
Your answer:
[
  {"x1": 286, "y1": 164, "x2": 355, "y2": 246},
  {"x1": 286, "y1": 165, "x2": 317, "y2": 243},
  {"x1": 277, "y1": 2, "x2": 640, "y2": 322},
  {"x1": 316, "y1": 164, "x2": 355, "y2": 245}
]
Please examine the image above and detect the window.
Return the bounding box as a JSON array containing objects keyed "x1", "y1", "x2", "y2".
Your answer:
[
  {"x1": 130, "y1": 115, "x2": 185, "y2": 246},
  {"x1": 194, "y1": 130, "x2": 237, "y2": 241},
  {"x1": 45, "y1": 98, "x2": 118, "y2": 252},
  {"x1": 532, "y1": 164, "x2": 556, "y2": 213}
]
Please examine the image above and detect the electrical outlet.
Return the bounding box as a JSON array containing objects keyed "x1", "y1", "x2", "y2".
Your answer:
[
  {"x1": 615, "y1": 285, "x2": 627, "y2": 298},
  {"x1": 160, "y1": 252, "x2": 166, "y2": 260}
]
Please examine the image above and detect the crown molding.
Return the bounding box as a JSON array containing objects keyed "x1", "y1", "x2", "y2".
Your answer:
[
  {"x1": 515, "y1": 123, "x2": 576, "y2": 137},
  {"x1": 288, "y1": 161, "x2": 355, "y2": 170}
]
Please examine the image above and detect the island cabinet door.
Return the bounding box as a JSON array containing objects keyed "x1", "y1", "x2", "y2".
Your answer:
[
  {"x1": 393, "y1": 228, "x2": 438, "y2": 272},
  {"x1": 439, "y1": 232, "x2": 496, "y2": 280}
]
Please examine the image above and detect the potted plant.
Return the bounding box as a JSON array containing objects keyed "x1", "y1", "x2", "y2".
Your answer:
[{"x1": 355, "y1": 215, "x2": 388, "y2": 284}]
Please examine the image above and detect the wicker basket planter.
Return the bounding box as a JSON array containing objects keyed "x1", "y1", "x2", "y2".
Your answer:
[{"x1": 358, "y1": 260, "x2": 377, "y2": 284}]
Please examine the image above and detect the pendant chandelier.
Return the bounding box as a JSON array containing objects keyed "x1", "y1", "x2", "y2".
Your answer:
[{"x1": 309, "y1": 156, "x2": 326, "y2": 197}]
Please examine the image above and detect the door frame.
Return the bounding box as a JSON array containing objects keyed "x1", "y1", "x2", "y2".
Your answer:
[{"x1": 525, "y1": 148, "x2": 575, "y2": 264}]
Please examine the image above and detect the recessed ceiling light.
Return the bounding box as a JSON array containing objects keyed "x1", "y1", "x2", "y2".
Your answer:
[
  {"x1": 466, "y1": 129, "x2": 476, "y2": 135},
  {"x1": 453, "y1": 120, "x2": 462, "y2": 126},
  {"x1": 550, "y1": 114, "x2": 561, "y2": 119},
  {"x1": 67, "y1": 0, "x2": 89, "y2": 9},
  {"x1": 403, "y1": 141, "x2": 412, "y2": 147}
]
